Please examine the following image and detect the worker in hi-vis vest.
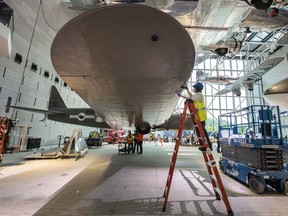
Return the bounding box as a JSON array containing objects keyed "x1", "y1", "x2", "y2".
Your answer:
[
  {"x1": 127, "y1": 130, "x2": 134, "y2": 153},
  {"x1": 176, "y1": 82, "x2": 212, "y2": 151}
]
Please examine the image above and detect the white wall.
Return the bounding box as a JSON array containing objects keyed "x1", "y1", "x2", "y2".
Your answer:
[{"x1": 0, "y1": 0, "x2": 95, "y2": 146}]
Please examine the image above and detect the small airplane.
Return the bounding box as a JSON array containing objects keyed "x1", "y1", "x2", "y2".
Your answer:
[
  {"x1": 6, "y1": 86, "x2": 111, "y2": 128},
  {"x1": 50, "y1": 4, "x2": 195, "y2": 134},
  {"x1": 196, "y1": 57, "x2": 284, "y2": 96},
  {"x1": 196, "y1": 70, "x2": 239, "y2": 85}
]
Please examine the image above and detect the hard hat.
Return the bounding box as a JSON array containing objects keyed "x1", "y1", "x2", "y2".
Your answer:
[{"x1": 193, "y1": 82, "x2": 204, "y2": 90}]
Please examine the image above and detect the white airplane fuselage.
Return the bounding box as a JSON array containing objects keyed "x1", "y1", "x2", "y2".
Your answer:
[{"x1": 51, "y1": 4, "x2": 195, "y2": 132}]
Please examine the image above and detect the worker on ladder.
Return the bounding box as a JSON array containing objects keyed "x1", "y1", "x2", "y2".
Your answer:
[
  {"x1": 177, "y1": 82, "x2": 213, "y2": 151},
  {"x1": 164, "y1": 83, "x2": 233, "y2": 215}
]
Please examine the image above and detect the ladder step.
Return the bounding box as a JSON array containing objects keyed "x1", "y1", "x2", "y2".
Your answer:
[
  {"x1": 209, "y1": 174, "x2": 217, "y2": 182},
  {"x1": 214, "y1": 187, "x2": 223, "y2": 198}
]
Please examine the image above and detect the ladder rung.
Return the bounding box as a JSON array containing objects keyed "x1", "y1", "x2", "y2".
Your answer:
[
  {"x1": 214, "y1": 187, "x2": 223, "y2": 198},
  {"x1": 206, "y1": 162, "x2": 212, "y2": 167},
  {"x1": 209, "y1": 174, "x2": 216, "y2": 181}
]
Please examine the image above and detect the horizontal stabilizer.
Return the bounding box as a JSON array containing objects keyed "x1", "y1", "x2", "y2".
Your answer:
[{"x1": 6, "y1": 105, "x2": 63, "y2": 114}]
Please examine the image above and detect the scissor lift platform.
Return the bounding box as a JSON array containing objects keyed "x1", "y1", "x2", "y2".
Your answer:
[
  {"x1": 218, "y1": 105, "x2": 288, "y2": 194},
  {"x1": 220, "y1": 157, "x2": 288, "y2": 194}
]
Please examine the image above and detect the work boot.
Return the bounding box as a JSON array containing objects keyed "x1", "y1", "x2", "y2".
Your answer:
[
  {"x1": 180, "y1": 84, "x2": 188, "y2": 90},
  {"x1": 198, "y1": 146, "x2": 206, "y2": 152}
]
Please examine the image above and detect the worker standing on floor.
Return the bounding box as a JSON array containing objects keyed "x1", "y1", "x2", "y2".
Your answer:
[
  {"x1": 216, "y1": 133, "x2": 221, "y2": 153},
  {"x1": 127, "y1": 130, "x2": 134, "y2": 153},
  {"x1": 177, "y1": 82, "x2": 212, "y2": 151},
  {"x1": 137, "y1": 131, "x2": 143, "y2": 154}
]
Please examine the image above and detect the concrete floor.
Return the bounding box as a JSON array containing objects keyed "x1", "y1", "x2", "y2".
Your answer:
[{"x1": 0, "y1": 142, "x2": 287, "y2": 216}]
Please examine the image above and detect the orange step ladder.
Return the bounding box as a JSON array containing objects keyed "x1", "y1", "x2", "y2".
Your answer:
[
  {"x1": 162, "y1": 99, "x2": 233, "y2": 215},
  {"x1": 0, "y1": 117, "x2": 8, "y2": 163}
]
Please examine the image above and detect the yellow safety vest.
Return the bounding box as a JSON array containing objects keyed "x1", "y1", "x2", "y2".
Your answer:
[
  {"x1": 194, "y1": 94, "x2": 207, "y2": 122},
  {"x1": 127, "y1": 134, "x2": 134, "y2": 144}
]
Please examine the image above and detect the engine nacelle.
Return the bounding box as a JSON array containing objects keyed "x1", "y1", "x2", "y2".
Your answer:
[
  {"x1": 232, "y1": 89, "x2": 241, "y2": 96},
  {"x1": 245, "y1": 83, "x2": 254, "y2": 91},
  {"x1": 245, "y1": 0, "x2": 273, "y2": 10},
  {"x1": 214, "y1": 38, "x2": 242, "y2": 56}
]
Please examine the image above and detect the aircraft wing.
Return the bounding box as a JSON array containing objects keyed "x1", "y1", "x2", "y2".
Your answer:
[
  {"x1": 215, "y1": 88, "x2": 232, "y2": 96},
  {"x1": 238, "y1": 57, "x2": 284, "y2": 85},
  {"x1": 7, "y1": 86, "x2": 111, "y2": 128},
  {"x1": 215, "y1": 57, "x2": 284, "y2": 96},
  {"x1": 215, "y1": 82, "x2": 243, "y2": 96}
]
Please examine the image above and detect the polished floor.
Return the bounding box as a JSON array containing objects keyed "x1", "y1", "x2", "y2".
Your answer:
[{"x1": 0, "y1": 142, "x2": 287, "y2": 216}]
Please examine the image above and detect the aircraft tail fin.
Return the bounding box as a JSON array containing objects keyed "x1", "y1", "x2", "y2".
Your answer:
[
  {"x1": 49, "y1": 86, "x2": 67, "y2": 109},
  {"x1": 196, "y1": 70, "x2": 207, "y2": 81}
]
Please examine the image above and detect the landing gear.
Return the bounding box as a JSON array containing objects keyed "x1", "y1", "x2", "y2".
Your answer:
[
  {"x1": 136, "y1": 121, "x2": 151, "y2": 134},
  {"x1": 249, "y1": 177, "x2": 265, "y2": 194},
  {"x1": 250, "y1": 0, "x2": 273, "y2": 10}
]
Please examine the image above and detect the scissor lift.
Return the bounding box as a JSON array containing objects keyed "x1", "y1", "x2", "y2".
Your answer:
[{"x1": 218, "y1": 105, "x2": 288, "y2": 194}]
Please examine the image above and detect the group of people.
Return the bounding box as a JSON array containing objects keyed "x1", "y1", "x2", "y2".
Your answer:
[
  {"x1": 126, "y1": 130, "x2": 143, "y2": 154},
  {"x1": 89, "y1": 130, "x2": 104, "y2": 139}
]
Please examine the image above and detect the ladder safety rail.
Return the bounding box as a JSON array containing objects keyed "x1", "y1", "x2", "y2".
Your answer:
[{"x1": 162, "y1": 99, "x2": 233, "y2": 215}]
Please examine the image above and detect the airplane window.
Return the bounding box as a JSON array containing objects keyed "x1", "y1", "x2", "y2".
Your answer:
[
  {"x1": 0, "y1": 1, "x2": 13, "y2": 26},
  {"x1": 14, "y1": 53, "x2": 22, "y2": 64},
  {"x1": 44, "y1": 71, "x2": 49, "y2": 78},
  {"x1": 54, "y1": 77, "x2": 59, "y2": 83},
  {"x1": 31, "y1": 63, "x2": 37, "y2": 72}
]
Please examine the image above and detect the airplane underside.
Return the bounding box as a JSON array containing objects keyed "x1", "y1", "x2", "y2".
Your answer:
[{"x1": 51, "y1": 4, "x2": 195, "y2": 133}]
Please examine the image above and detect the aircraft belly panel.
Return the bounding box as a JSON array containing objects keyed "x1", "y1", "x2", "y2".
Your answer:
[{"x1": 51, "y1": 4, "x2": 195, "y2": 129}]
